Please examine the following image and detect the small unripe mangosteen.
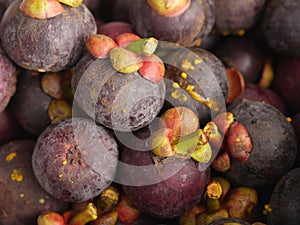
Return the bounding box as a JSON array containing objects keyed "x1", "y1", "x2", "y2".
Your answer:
[
  {"x1": 0, "y1": 0, "x2": 97, "y2": 72},
  {"x1": 224, "y1": 100, "x2": 297, "y2": 188},
  {"x1": 32, "y1": 117, "x2": 119, "y2": 202},
  {"x1": 0, "y1": 140, "x2": 70, "y2": 225},
  {"x1": 0, "y1": 47, "x2": 18, "y2": 113},
  {"x1": 129, "y1": 0, "x2": 216, "y2": 47},
  {"x1": 262, "y1": 0, "x2": 300, "y2": 56},
  {"x1": 72, "y1": 36, "x2": 166, "y2": 132},
  {"x1": 267, "y1": 167, "x2": 300, "y2": 225}
]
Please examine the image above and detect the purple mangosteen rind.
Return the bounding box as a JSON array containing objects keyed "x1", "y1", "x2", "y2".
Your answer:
[
  {"x1": 224, "y1": 100, "x2": 297, "y2": 188},
  {"x1": 32, "y1": 118, "x2": 119, "y2": 202},
  {"x1": 129, "y1": 0, "x2": 216, "y2": 47},
  {"x1": 0, "y1": 140, "x2": 70, "y2": 225},
  {"x1": 71, "y1": 52, "x2": 166, "y2": 132},
  {"x1": 267, "y1": 167, "x2": 300, "y2": 225},
  {"x1": 10, "y1": 70, "x2": 52, "y2": 137},
  {"x1": 119, "y1": 147, "x2": 210, "y2": 218},
  {"x1": 0, "y1": 48, "x2": 18, "y2": 113},
  {"x1": 0, "y1": 0, "x2": 97, "y2": 72}
]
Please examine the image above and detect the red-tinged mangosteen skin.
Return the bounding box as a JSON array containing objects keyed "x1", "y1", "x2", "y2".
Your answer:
[
  {"x1": 129, "y1": 0, "x2": 216, "y2": 47},
  {"x1": 0, "y1": 0, "x2": 97, "y2": 72},
  {"x1": 32, "y1": 118, "x2": 119, "y2": 202},
  {"x1": 10, "y1": 70, "x2": 52, "y2": 137},
  {"x1": 229, "y1": 83, "x2": 288, "y2": 116},
  {"x1": 0, "y1": 140, "x2": 70, "y2": 225},
  {"x1": 0, "y1": 107, "x2": 28, "y2": 145},
  {"x1": 224, "y1": 100, "x2": 297, "y2": 188},
  {"x1": 0, "y1": 47, "x2": 18, "y2": 113},
  {"x1": 71, "y1": 53, "x2": 165, "y2": 132},
  {"x1": 212, "y1": 36, "x2": 265, "y2": 84},
  {"x1": 119, "y1": 147, "x2": 210, "y2": 218},
  {"x1": 267, "y1": 167, "x2": 300, "y2": 225}
]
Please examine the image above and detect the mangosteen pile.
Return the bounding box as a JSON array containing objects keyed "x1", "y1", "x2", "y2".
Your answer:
[{"x1": 0, "y1": 0, "x2": 299, "y2": 225}]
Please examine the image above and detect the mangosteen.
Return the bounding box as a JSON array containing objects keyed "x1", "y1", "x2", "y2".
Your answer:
[
  {"x1": 115, "y1": 106, "x2": 220, "y2": 219},
  {"x1": 32, "y1": 117, "x2": 119, "y2": 202},
  {"x1": 0, "y1": 0, "x2": 97, "y2": 72},
  {"x1": 129, "y1": 0, "x2": 216, "y2": 47},
  {"x1": 162, "y1": 46, "x2": 227, "y2": 125},
  {"x1": 214, "y1": 0, "x2": 267, "y2": 35},
  {"x1": 267, "y1": 167, "x2": 300, "y2": 225},
  {"x1": 10, "y1": 70, "x2": 72, "y2": 137},
  {"x1": 72, "y1": 34, "x2": 166, "y2": 132},
  {"x1": 0, "y1": 140, "x2": 70, "y2": 225},
  {"x1": 212, "y1": 36, "x2": 266, "y2": 84},
  {"x1": 207, "y1": 217, "x2": 251, "y2": 225},
  {"x1": 223, "y1": 100, "x2": 297, "y2": 188},
  {"x1": 262, "y1": 0, "x2": 300, "y2": 56},
  {"x1": 0, "y1": 47, "x2": 18, "y2": 113}
]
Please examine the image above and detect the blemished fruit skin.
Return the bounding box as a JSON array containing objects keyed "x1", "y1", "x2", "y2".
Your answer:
[
  {"x1": 32, "y1": 118, "x2": 119, "y2": 202},
  {"x1": 267, "y1": 167, "x2": 300, "y2": 225},
  {"x1": 72, "y1": 53, "x2": 166, "y2": 132},
  {"x1": 208, "y1": 217, "x2": 251, "y2": 225},
  {"x1": 119, "y1": 147, "x2": 210, "y2": 219},
  {"x1": 224, "y1": 100, "x2": 297, "y2": 188},
  {"x1": 0, "y1": 140, "x2": 70, "y2": 225},
  {"x1": 0, "y1": 0, "x2": 97, "y2": 72}
]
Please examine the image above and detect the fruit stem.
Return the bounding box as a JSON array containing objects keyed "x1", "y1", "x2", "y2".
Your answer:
[
  {"x1": 69, "y1": 203, "x2": 98, "y2": 225},
  {"x1": 205, "y1": 180, "x2": 222, "y2": 212}
]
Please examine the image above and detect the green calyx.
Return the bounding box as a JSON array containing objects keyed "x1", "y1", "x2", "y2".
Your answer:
[
  {"x1": 109, "y1": 47, "x2": 143, "y2": 74},
  {"x1": 126, "y1": 37, "x2": 159, "y2": 56},
  {"x1": 20, "y1": 0, "x2": 65, "y2": 19},
  {"x1": 58, "y1": 0, "x2": 83, "y2": 7},
  {"x1": 147, "y1": 0, "x2": 191, "y2": 17}
]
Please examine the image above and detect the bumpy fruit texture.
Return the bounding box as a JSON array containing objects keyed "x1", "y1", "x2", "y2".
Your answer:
[{"x1": 32, "y1": 118, "x2": 119, "y2": 202}]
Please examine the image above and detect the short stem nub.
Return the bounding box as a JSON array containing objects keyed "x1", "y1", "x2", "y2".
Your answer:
[
  {"x1": 69, "y1": 203, "x2": 98, "y2": 225},
  {"x1": 147, "y1": 0, "x2": 191, "y2": 17}
]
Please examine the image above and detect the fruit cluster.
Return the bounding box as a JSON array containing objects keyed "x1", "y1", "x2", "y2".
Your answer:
[{"x1": 0, "y1": 0, "x2": 299, "y2": 225}]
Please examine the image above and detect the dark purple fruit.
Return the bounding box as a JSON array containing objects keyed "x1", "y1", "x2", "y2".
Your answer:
[
  {"x1": 0, "y1": 47, "x2": 18, "y2": 113},
  {"x1": 98, "y1": 21, "x2": 134, "y2": 41},
  {"x1": 0, "y1": 107, "x2": 28, "y2": 145},
  {"x1": 229, "y1": 83, "x2": 288, "y2": 116},
  {"x1": 118, "y1": 147, "x2": 210, "y2": 218},
  {"x1": 214, "y1": 0, "x2": 267, "y2": 34},
  {"x1": 32, "y1": 118, "x2": 119, "y2": 202},
  {"x1": 113, "y1": 0, "x2": 130, "y2": 22},
  {"x1": 267, "y1": 167, "x2": 300, "y2": 225},
  {"x1": 223, "y1": 100, "x2": 297, "y2": 188},
  {"x1": 208, "y1": 217, "x2": 251, "y2": 225},
  {"x1": 129, "y1": 0, "x2": 216, "y2": 47},
  {"x1": 262, "y1": 0, "x2": 300, "y2": 56},
  {"x1": 71, "y1": 52, "x2": 165, "y2": 132},
  {"x1": 10, "y1": 70, "x2": 71, "y2": 137},
  {"x1": 162, "y1": 46, "x2": 228, "y2": 125},
  {"x1": 272, "y1": 56, "x2": 300, "y2": 115},
  {"x1": 0, "y1": 140, "x2": 70, "y2": 225},
  {"x1": 213, "y1": 36, "x2": 265, "y2": 84},
  {"x1": 0, "y1": 0, "x2": 97, "y2": 72},
  {"x1": 291, "y1": 112, "x2": 300, "y2": 168}
]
